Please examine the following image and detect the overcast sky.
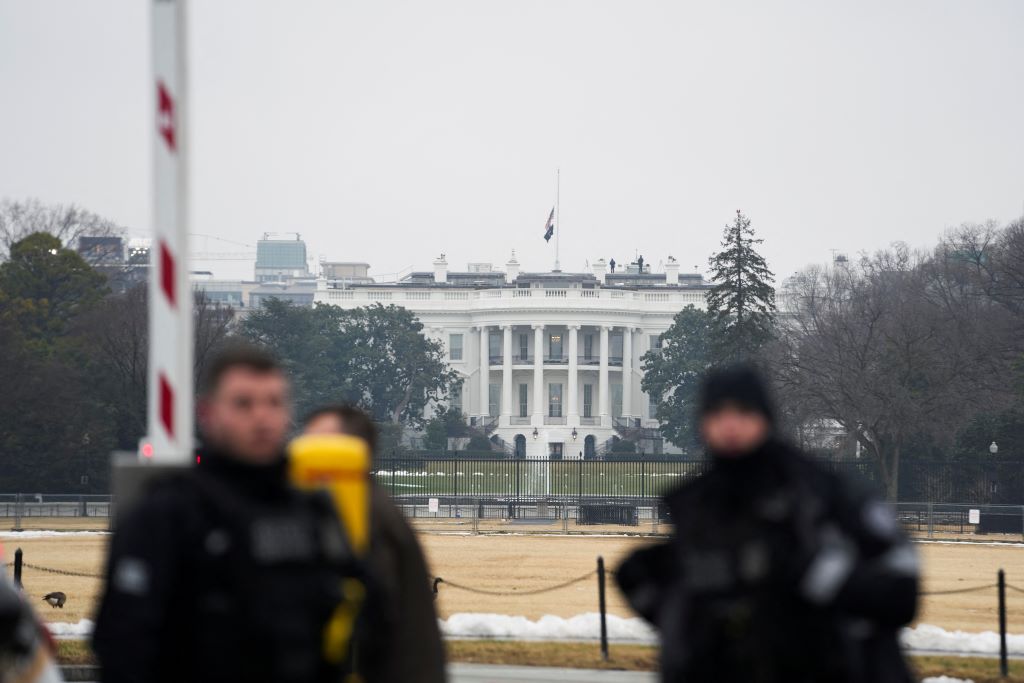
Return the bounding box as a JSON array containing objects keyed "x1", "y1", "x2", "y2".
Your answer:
[{"x1": 2, "y1": 0, "x2": 1023, "y2": 282}]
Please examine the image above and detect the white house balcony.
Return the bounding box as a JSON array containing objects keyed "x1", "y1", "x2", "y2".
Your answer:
[{"x1": 318, "y1": 286, "x2": 706, "y2": 311}]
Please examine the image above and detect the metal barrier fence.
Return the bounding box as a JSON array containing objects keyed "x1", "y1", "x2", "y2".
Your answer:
[
  {"x1": 0, "y1": 494, "x2": 112, "y2": 527},
  {"x1": 373, "y1": 457, "x2": 709, "y2": 501},
  {"x1": 373, "y1": 456, "x2": 1024, "y2": 505},
  {"x1": 390, "y1": 494, "x2": 1024, "y2": 540},
  {"x1": 392, "y1": 497, "x2": 668, "y2": 535},
  {"x1": 1, "y1": 457, "x2": 1023, "y2": 539}
]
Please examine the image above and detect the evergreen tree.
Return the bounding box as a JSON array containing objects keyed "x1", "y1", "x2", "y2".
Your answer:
[
  {"x1": 641, "y1": 305, "x2": 714, "y2": 453},
  {"x1": 705, "y1": 210, "x2": 776, "y2": 362}
]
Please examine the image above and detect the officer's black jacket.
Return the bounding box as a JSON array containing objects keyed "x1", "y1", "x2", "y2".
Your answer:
[
  {"x1": 92, "y1": 450, "x2": 357, "y2": 683},
  {"x1": 617, "y1": 439, "x2": 918, "y2": 683}
]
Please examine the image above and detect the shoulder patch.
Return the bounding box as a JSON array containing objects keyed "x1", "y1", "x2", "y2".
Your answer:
[{"x1": 862, "y1": 500, "x2": 901, "y2": 540}]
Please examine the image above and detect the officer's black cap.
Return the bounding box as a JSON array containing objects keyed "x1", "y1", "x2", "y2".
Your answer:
[{"x1": 698, "y1": 363, "x2": 775, "y2": 424}]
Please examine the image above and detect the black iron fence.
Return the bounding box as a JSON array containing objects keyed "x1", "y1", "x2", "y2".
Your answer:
[
  {"x1": 373, "y1": 457, "x2": 709, "y2": 501},
  {"x1": 374, "y1": 456, "x2": 1024, "y2": 504},
  {"x1": 827, "y1": 458, "x2": 1024, "y2": 504}
]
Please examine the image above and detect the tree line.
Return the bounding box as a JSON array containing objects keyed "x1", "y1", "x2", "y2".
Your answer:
[
  {"x1": 0, "y1": 204, "x2": 459, "y2": 491},
  {"x1": 4, "y1": 197, "x2": 1022, "y2": 499},
  {"x1": 642, "y1": 211, "x2": 1024, "y2": 499}
]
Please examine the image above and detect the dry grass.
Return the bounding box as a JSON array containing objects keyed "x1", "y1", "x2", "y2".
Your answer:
[
  {"x1": 5, "y1": 517, "x2": 109, "y2": 531},
  {"x1": 51, "y1": 637, "x2": 1024, "y2": 682},
  {"x1": 446, "y1": 640, "x2": 656, "y2": 671},
  {"x1": 6, "y1": 530, "x2": 1024, "y2": 634},
  {"x1": 55, "y1": 639, "x2": 96, "y2": 666},
  {"x1": 2, "y1": 535, "x2": 106, "y2": 624},
  {"x1": 421, "y1": 534, "x2": 1024, "y2": 632},
  {"x1": 916, "y1": 542, "x2": 1024, "y2": 632}
]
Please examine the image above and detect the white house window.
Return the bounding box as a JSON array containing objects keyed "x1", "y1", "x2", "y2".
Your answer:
[
  {"x1": 488, "y1": 333, "x2": 501, "y2": 363},
  {"x1": 449, "y1": 334, "x2": 463, "y2": 361},
  {"x1": 548, "y1": 334, "x2": 563, "y2": 360},
  {"x1": 518, "y1": 383, "x2": 529, "y2": 417},
  {"x1": 611, "y1": 333, "x2": 624, "y2": 364},
  {"x1": 611, "y1": 383, "x2": 623, "y2": 418},
  {"x1": 488, "y1": 383, "x2": 500, "y2": 417},
  {"x1": 583, "y1": 384, "x2": 593, "y2": 418},
  {"x1": 650, "y1": 334, "x2": 663, "y2": 351},
  {"x1": 548, "y1": 383, "x2": 563, "y2": 417},
  {"x1": 450, "y1": 385, "x2": 462, "y2": 413},
  {"x1": 648, "y1": 393, "x2": 659, "y2": 419},
  {"x1": 518, "y1": 333, "x2": 529, "y2": 362}
]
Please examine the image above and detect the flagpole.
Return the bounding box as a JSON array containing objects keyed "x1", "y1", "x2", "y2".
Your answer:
[{"x1": 554, "y1": 168, "x2": 561, "y2": 272}]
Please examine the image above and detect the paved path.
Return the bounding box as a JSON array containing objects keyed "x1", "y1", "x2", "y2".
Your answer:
[{"x1": 449, "y1": 663, "x2": 657, "y2": 682}]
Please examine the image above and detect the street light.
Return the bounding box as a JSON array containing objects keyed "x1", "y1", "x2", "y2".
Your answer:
[
  {"x1": 571, "y1": 427, "x2": 578, "y2": 441},
  {"x1": 532, "y1": 427, "x2": 539, "y2": 440},
  {"x1": 990, "y1": 441, "x2": 999, "y2": 455}
]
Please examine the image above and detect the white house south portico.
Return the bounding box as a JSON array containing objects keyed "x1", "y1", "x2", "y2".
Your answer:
[{"x1": 314, "y1": 255, "x2": 709, "y2": 458}]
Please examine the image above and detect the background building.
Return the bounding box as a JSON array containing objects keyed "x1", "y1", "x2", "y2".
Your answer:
[
  {"x1": 315, "y1": 254, "x2": 708, "y2": 458},
  {"x1": 254, "y1": 233, "x2": 310, "y2": 283}
]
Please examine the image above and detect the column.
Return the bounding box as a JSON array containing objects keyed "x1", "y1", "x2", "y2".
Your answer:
[
  {"x1": 567, "y1": 325, "x2": 579, "y2": 425},
  {"x1": 478, "y1": 326, "x2": 489, "y2": 418},
  {"x1": 622, "y1": 327, "x2": 633, "y2": 419},
  {"x1": 599, "y1": 325, "x2": 610, "y2": 425},
  {"x1": 501, "y1": 325, "x2": 513, "y2": 425},
  {"x1": 532, "y1": 324, "x2": 545, "y2": 426}
]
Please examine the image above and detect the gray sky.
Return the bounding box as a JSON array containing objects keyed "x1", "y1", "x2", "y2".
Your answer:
[{"x1": 2, "y1": 0, "x2": 1023, "y2": 282}]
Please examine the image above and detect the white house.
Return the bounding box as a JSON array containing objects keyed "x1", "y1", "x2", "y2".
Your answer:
[{"x1": 314, "y1": 254, "x2": 708, "y2": 459}]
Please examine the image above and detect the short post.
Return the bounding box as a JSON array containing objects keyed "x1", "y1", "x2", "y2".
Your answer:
[
  {"x1": 927, "y1": 502, "x2": 934, "y2": 538},
  {"x1": 597, "y1": 556, "x2": 609, "y2": 661},
  {"x1": 998, "y1": 568, "x2": 1008, "y2": 678},
  {"x1": 13, "y1": 548, "x2": 23, "y2": 588},
  {"x1": 13, "y1": 493, "x2": 22, "y2": 532}
]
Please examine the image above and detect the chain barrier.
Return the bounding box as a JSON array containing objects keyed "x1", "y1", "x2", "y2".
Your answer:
[
  {"x1": 18, "y1": 562, "x2": 103, "y2": 579},
  {"x1": 920, "y1": 583, "x2": 999, "y2": 596},
  {"x1": 434, "y1": 570, "x2": 596, "y2": 597}
]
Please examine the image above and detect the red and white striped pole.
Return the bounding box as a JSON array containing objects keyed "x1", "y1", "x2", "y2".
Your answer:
[{"x1": 146, "y1": 0, "x2": 194, "y2": 463}]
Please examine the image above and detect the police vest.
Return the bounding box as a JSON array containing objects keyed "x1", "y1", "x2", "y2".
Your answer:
[{"x1": 182, "y1": 471, "x2": 362, "y2": 683}]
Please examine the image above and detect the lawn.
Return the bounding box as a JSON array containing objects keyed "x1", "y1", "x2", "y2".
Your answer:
[{"x1": 373, "y1": 459, "x2": 700, "y2": 499}]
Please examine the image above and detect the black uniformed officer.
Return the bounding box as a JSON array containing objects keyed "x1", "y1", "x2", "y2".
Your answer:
[
  {"x1": 617, "y1": 364, "x2": 918, "y2": 683},
  {"x1": 93, "y1": 346, "x2": 360, "y2": 683}
]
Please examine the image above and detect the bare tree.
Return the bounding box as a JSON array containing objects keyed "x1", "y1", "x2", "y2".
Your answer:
[
  {"x1": 938, "y1": 219, "x2": 1024, "y2": 323},
  {"x1": 193, "y1": 290, "x2": 236, "y2": 386},
  {"x1": 0, "y1": 198, "x2": 125, "y2": 260},
  {"x1": 79, "y1": 286, "x2": 235, "y2": 450},
  {"x1": 773, "y1": 243, "x2": 1013, "y2": 499}
]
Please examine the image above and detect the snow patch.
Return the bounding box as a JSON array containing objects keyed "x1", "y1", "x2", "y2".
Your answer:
[
  {"x1": 902, "y1": 623, "x2": 1024, "y2": 655},
  {"x1": 921, "y1": 678, "x2": 974, "y2": 683},
  {"x1": 440, "y1": 612, "x2": 656, "y2": 643},
  {"x1": 439, "y1": 614, "x2": 1024, "y2": 657},
  {"x1": 0, "y1": 531, "x2": 108, "y2": 539},
  {"x1": 45, "y1": 619, "x2": 94, "y2": 637}
]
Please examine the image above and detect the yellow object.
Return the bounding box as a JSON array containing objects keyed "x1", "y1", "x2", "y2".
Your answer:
[
  {"x1": 288, "y1": 433, "x2": 371, "y2": 554},
  {"x1": 288, "y1": 433, "x2": 372, "y2": 665}
]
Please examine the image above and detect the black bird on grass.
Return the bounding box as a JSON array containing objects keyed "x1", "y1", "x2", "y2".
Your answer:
[{"x1": 42, "y1": 592, "x2": 66, "y2": 609}]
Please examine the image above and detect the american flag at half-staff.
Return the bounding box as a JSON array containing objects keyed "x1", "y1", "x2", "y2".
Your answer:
[{"x1": 543, "y1": 207, "x2": 555, "y2": 242}]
